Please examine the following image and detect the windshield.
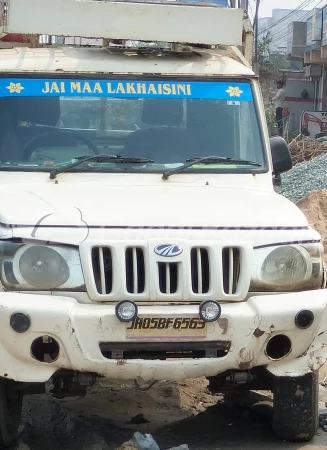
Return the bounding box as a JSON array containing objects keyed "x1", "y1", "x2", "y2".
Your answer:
[{"x1": 0, "y1": 78, "x2": 266, "y2": 173}]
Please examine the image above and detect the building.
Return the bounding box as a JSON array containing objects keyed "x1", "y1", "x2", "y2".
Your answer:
[
  {"x1": 259, "y1": 9, "x2": 309, "y2": 52},
  {"x1": 284, "y1": 6, "x2": 327, "y2": 137},
  {"x1": 258, "y1": 17, "x2": 272, "y2": 34}
]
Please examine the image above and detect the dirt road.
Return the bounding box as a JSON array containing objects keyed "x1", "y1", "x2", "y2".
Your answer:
[{"x1": 10, "y1": 375, "x2": 327, "y2": 450}]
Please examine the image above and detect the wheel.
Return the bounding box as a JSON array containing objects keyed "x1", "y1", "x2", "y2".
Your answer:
[
  {"x1": 273, "y1": 371, "x2": 319, "y2": 442},
  {"x1": 0, "y1": 378, "x2": 23, "y2": 448}
]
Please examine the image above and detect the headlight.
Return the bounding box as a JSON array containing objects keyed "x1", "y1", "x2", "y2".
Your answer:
[
  {"x1": 0, "y1": 242, "x2": 85, "y2": 291},
  {"x1": 250, "y1": 243, "x2": 323, "y2": 292},
  {"x1": 261, "y1": 246, "x2": 308, "y2": 286}
]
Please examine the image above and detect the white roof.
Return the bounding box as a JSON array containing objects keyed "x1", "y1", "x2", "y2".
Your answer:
[
  {"x1": 0, "y1": 47, "x2": 255, "y2": 77},
  {"x1": 4, "y1": 0, "x2": 243, "y2": 47}
]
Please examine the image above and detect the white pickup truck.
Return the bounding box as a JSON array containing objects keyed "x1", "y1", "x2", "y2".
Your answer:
[{"x1": 0, "y1": 0, "x2": 325, "y2": 446}]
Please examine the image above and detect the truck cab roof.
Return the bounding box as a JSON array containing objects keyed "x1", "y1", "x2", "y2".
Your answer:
[{"x1": 0, "y1": 47, "x2": 255, "y2": 77}]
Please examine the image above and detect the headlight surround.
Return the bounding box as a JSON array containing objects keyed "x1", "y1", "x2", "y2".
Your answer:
[
  {"x1": 0, "y1": 242, "x2": 85, "y2": 291},
  {"x1": 250, "y1": 243, "x2": 324, "y2": 292}
]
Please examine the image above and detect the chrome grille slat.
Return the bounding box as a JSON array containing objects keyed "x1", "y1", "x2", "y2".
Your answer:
[
  {"x1": 125, "y1": 247, "x2": 146, "y2": 294},
  {"x1": 191, "y1": 248, "x2": 210, "y2": 294},
  {"x1": 166, "y1": 263, "x2": 171, "y2": 294},
  {"x1": 99, "y1": 247, "x2": 106, "y2": 295},
  {"x1": 222, "y1": 247, "x2": 241, "y2": 295},
  {"x1": 133, "y1": 247, "x2": 138, "y2": 293},
  {"x1": 197, "y1": 248, "x2": 203, "y2": 294},
  {"x1": 228, "y1": 247, "x2": 234, "y2": 294},
  {"x1": 158, "y1": 262, "x2": 178, "y2": 294},
  {"x1": 91, "y1": 246, "x2": 113, "y2": 294}
]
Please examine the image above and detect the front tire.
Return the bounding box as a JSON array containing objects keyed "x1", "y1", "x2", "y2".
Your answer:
[
  {"x1": 273, "y1": 371, "x2": 319, "y2": 442},
  {"x1": 0, "y1": 378, "x2": 23, "y2": 448}
]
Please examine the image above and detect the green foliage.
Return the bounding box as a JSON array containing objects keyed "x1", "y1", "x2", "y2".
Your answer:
[
  {"x1": 257, "y1": 32, "x2": 291, "y2": 79},
  {"x1": 265, "y1": 102, "x2": 278, "y2": 135}
]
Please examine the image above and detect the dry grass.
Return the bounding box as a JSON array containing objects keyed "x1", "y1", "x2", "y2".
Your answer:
[{"x1": 289, "y1": 135, "x2": 327, "y2": 165}]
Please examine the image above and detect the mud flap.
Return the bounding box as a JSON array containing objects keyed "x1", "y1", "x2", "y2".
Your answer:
[
  {"x1": 273, "y1": 371, "x2": 319, "y2": 442},
  {"x1": 0, "y1": 378, "x2": 23, "y2": 448}
]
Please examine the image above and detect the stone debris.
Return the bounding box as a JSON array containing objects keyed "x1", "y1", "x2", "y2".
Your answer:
[
  {"x1": 133, "y1": 432, "x2": 160, "y2": 450},
  {"x1": 319, "y1": 411, "x2": 327, "y2": 432},
  {"x1": 117, "y1": 433, "x2": 189, "y2": 450},
  {"x1": 166, "y1": 446, "x2": 189, "y2": 450},
  {"x1": 276, "y1": 153, "x2": 327, "y2": 203}
]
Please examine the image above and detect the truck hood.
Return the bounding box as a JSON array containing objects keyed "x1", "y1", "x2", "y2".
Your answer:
[{"x1": 0, "y1": 182, "x2": 307, "y2": 229}]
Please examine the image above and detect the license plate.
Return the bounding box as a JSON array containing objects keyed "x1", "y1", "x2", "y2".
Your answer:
[{"x1": 126, "y1": 317, "x2": 207, "y2": 340}]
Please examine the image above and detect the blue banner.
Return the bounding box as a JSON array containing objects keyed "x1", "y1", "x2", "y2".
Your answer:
[{"x1": 0, "y1": 79, "x2": 253, "y2": 101}]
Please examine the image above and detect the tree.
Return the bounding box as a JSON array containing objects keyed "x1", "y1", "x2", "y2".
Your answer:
[{"x1": 257, "y1": 32, "x2": 291, "y2": 78}]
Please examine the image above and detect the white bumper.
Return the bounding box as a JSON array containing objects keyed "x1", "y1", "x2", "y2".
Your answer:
[{"x1": 1, "y1": 291, "x2": 327, "y2": 383}]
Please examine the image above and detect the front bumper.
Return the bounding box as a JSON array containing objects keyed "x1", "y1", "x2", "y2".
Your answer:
[{"x1": 0, "y1": 290, "x2": 327, "y2": 383}]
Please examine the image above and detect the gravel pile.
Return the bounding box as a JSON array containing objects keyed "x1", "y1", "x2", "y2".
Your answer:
[{"x1": 276, "y1": 152, "x2": 327, "y2": 203}]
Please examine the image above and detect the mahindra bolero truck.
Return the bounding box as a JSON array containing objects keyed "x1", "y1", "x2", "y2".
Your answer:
[{"x1": 0, "y1": 0, "x2": 325, "y2": 446}]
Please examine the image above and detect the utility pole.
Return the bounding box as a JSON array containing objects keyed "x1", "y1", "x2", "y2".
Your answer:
[{"x1": 253, "y1": 0, "x2": 260, "y2": 74}]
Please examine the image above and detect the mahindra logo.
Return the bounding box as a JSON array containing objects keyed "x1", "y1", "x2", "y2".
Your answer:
[{"x1": 154, "y1": 244, "x2": 183, "y2": 257}]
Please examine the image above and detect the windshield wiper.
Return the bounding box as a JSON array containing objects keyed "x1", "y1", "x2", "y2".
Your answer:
[
  {"x1": 162, "y1": 156, "x2": 262, "y2": 180},
  {"x1": 49, "y1": 155, "x2": 154, "y2": 179}
]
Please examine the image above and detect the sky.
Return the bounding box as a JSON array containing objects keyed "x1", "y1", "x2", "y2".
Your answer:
[{"x1": 248, "y1": 0, "x2": 325, "y2": 18}]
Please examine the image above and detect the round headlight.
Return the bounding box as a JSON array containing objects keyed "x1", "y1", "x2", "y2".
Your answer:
[
  {"x1": 19, "y1": 246, "x2": 70, "y2": 289},
  {"x1": 115, "y1": 300, "x2": 138, "y2": 322},
  {"x1": 199, "y1": 300, "x2": 222, "y2": 322},
  {"x1": 261, "y1": 246, "x2": 309, "y2": 287}
]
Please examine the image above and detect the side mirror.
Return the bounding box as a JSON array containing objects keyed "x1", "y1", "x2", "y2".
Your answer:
[{"x1": 270, "y1": 136, "x2": 292, "y2": 176}]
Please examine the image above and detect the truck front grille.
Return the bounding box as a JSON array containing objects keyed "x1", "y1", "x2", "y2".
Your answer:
[{"x1": 82, "y1": 242, "x2": 250, "y2": 302}]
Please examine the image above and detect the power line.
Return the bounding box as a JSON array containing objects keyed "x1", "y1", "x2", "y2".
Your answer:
[
  {"x1": 271, "y1": 15, "x2": 312, "y2": 43},
  {"x1": 258, "y1": 0, "x2": 326, "y2": 48},
  {"x1": 259, "y1": 0, "x2": 315, "y2": 36},
  {"x1": 259, "y1": 0, "x2": 318, "y2": 36},
  {"x1": 271, "y1": 0, "x2": 324, "y2": 42},
  {"x1": 270, "y1": 0, "x2": 326, "y2": 45},
  {"x1": 259, "y1": 2, "x2": 308, "y2": 38}
]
